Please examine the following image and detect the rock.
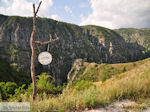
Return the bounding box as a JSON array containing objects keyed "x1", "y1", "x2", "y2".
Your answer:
[{"x1": 0, "y1": 14, "x2": 149, "y2": 84}]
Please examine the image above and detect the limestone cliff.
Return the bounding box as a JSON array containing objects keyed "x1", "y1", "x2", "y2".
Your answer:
[{"x1": 0, "y1": 14, "x2": 149, "y2": 84}]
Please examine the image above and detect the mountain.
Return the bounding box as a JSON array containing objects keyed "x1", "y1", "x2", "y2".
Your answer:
[
  {"x1": 0, "y1": 14, "x2": 150, "y2": 84},
  {"x1": 115, "y1": 28, "x2": 150, "y2": 48}
]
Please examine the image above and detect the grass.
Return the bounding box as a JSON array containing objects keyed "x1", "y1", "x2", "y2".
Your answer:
[
  {"x1": 7, "y1": 58, "x2": 150, "y2": 112},
  {"x1": 123, "y1": 103, "x2": 148, "y2": 112},
  {"x1": 70, "y1": 58, "x2": 150, "y2": 83},
  {"x1": 0, "y1": 57, "x2": 149, "y2": 111}
]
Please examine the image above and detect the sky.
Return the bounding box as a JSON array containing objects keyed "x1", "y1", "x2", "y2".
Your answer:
[{"x1": 0, "y1": 0, "x2": 150, "y2": 29}]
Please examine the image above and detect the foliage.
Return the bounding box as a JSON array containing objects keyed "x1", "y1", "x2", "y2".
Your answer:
[
  {"x1": 8, "y1": 84, "x2": 26, "y2": 101},
  {"x1": 0, "y1": 57, "x2": 31, "y2": 86},
  {"x1": 36, "y1": 73, "x2": 63, "y2": 94},
  {"x1": 0, "y1": 82, "x2": 17, "y2": 100},
  {"x1": 74, "y1": 63, "x2": 128, "y2": 83},
  {"x1": 115, "y1": 28, "x2": 150, "y2": 49},
  {"x1": 0, "y1": 82, "x2": 5, "y2": 100},
  {"x1": 145, "y1": 43, "x2": 150, "y2": 52},
  {"x1": 80, "y1": 66, "x2": 98, "y2": 82},
  {"x1": 4, "y1": 82, "x2": 18, "y2": 95},
  {"x1": 4, "y1": 58, "x2": 150, "y2": 112},
  {"x1": 71, "y1": 80, "x2": 95, "y2": 92}
]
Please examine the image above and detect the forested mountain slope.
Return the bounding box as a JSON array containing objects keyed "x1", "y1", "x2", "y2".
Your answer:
[{"x1": 0, "y1": 14, "x2": 150, "y2": 84}]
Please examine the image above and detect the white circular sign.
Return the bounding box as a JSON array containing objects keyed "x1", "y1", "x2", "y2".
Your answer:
[{"x1": 38, "y1": 52, "x2": 52, "y2": 65}]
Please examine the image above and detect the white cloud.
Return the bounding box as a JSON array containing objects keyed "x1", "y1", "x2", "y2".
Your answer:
[
  {"x1": 38, "y1": 0, "x2": 53, "y2": 17},
  {"x1": 50, "y1": 14, "x2": 61, "y2": 21},
  {"x1": 80, "y1": 14, "x2": 85, "y2": 21},
  {"x1": 0, "y1": 0, "x2": 33, "y2": 16},
  {"x1": 0, "y1": 0, "x2": 53, "y2": 17},
  {"x1": 1, "y1": 0, "x2": 12, "y2": 6},
  {"x1": 64, "y1": 5, "x2": 73, "y2": 15},
  {"x1": 80, "y1": 0, "x2": 150, "y2": 29},
  {"x1": 80, "y1": 2, "x2": 89, "y2": 8}
]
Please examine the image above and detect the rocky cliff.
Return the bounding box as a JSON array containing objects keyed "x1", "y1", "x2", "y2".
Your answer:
[{"x1": 0, "y1": 14, "x2": 149, "y2": 84}]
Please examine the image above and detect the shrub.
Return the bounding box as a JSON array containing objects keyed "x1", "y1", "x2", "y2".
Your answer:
[
  {"x1": 9, "y1": 84, "x2": 26, "y2": 101},
  {"x1": 0, "y1": 82, "x2": 18, "y2": 100},
  {"x1": 72, "y1": 80, "x2": 95, "y2": 92},
  {"x1": 4, "y1": 82, "x2": 18, "y2": 97},
  {"x1": 36, "y1": 73, "x2": 63, "y2": 94},
  {"x1": 0, "y1": 93, "x2": 1, "y2": 101},
  {"x1": 0, "y1": 82, "x2": 5, "y2": 89},
  {"x1": 0, "y1": 82, "x2": 5, "y2": 100}
]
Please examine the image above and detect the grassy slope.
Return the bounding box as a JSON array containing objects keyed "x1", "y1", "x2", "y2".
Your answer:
[
  {"x1": 69, "y1": 58, "x2": 150, "y2": 83},
  {"x1": 21, "y1": 58, "x2": 150, "y2": 112},
  {"x1": 63, "y1": 58, "x2": 150, "y2": 111}
]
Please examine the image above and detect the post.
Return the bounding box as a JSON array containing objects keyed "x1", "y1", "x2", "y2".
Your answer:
[{"x1": 30, "y1": 1, "x2": 58, "y2": 100}]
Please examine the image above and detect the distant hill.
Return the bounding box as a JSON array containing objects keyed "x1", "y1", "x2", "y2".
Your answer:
[
  {"x1": 0, "y1": 14, "x2": 150, "y2": 84},
  {"x1": 115, "y1": 28, "x2": 150, "y2": 48}
]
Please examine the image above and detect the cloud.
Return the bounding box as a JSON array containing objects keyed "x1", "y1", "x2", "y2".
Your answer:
[
  {"x1": 1, "y1": 0, "x2": 12, "y2": 6},
  {"x1": 80, "y1": 2, "x2": 89, "y2": 8},
  {"x1": 0, "y1": 0, "x2": 53, "y2": 17},
  {"x1": 50, "y1": 14, "x2": 61, "y2": 21},
  {"x1": 80, "y1": 0, "x2": 150, "y2": 29},
  {"x1": 64, "y1": 5, "x2": 73, "y2": 15},
  {"x1": 38, "y1": 0, "x2": 53, "y2": 17},
  {"x1": 0, "y1": 0, "x2": 33, "y2": 16}
]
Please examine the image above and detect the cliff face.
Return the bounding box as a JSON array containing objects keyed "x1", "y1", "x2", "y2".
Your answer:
[
  {"x1": 115, "y1": 28, "x2": 150, "y2": 48},
  {"x1": 0, "y1": 14, "x2": 149, "y2": 84}
]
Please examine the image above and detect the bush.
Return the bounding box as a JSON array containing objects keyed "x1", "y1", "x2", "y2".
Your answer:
[
  {"x1": 72, "y1": 80, "x2": 95, "y2": 92},
  {"x1": 0, "y1": 82, "x2": 18, "y2": 100},
  {"x1": 14, "y1": 84, "x2": 26, "y2": 95},
  {"x1": 4, "y1": 82, "x2": 18, "y2": 95},
  {"x1": 36, "y1": 73, "x2": 63, "y2": 94},
  {"x1": 9, "y1": 84, "x2": 26, "y2": 101},
  {"x1": 4, "y1": 82, "x2": 18, "y2": 97},
  {"x1": 0, "y1": 82, "x2": 5, "y2": 100}
]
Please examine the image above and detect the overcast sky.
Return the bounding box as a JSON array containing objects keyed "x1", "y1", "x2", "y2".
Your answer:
[{"x1": 0, "y1": 0, "x2": 150, "y2": 29}]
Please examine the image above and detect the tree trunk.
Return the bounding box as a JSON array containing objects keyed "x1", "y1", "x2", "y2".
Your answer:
[
  {"x1": 30, "y1": 1, "x2": 58, "y2": 100},
  {"x1": 30, "y1": 12, "x2": 36, "y2": 100}
]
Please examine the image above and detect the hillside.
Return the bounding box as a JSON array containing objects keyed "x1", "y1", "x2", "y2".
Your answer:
[
  {"x1": 27, "y1": 57, "x2": 150, "y2": 111},
  {"x1": 116, "y1": 28, "x2": 150, "y2": 48},
  {"x1": 1, "y1": 55, "x2": 150, "y2": 111},
  {"x1": 0, "y1": 14, "x2": 150, "y2": 84},
  {"x1": 68, "y1": 57, "x2": 150, "y2": 83},
  {"x1": 58, "y1": 57, "x2": 150, "y2": 111}
]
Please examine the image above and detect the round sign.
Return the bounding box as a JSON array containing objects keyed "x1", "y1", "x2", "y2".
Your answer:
[{"x1": 38, "y1": 52, "x2": 52, "y2": 65}]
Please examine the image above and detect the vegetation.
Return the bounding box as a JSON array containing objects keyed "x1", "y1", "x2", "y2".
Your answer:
[
  {"x1": 3, "y1": 73, "x2": 63, "y2": 101},
  {"x1": 0, "y1": 58, "x2": 150, "y2": 111},
  {"x1": 0, "y1": 57, "x2": 31, "y2": 86},
  {"x1": 68, "y1": 60, "x2": 146, "y2": 83},
  {"x1": 1, "y1": 14, "x2": 150, "y2": 111},
  {"x1": 0, "y1": 82, "x2": 17, "y2": 100},
  {"x1": 36, "y1": 73, "x2": 63, "y2": 94},
  {"x1": 115, "y1": 28, "x2": 150, "y2": 48}
]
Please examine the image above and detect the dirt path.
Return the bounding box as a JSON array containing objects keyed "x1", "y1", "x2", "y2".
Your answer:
[{"x1": 84, "y1": 100, "x2": 150, "y2": 112}]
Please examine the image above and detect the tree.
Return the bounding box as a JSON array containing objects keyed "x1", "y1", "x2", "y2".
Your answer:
[{"x1": 30, "y1": 1, "x2": 58, "y2": 100}]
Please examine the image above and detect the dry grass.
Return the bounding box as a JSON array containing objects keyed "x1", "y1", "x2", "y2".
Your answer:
[{"x1": 13, "y1": 58, "x2": 150, "y2": 112}]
